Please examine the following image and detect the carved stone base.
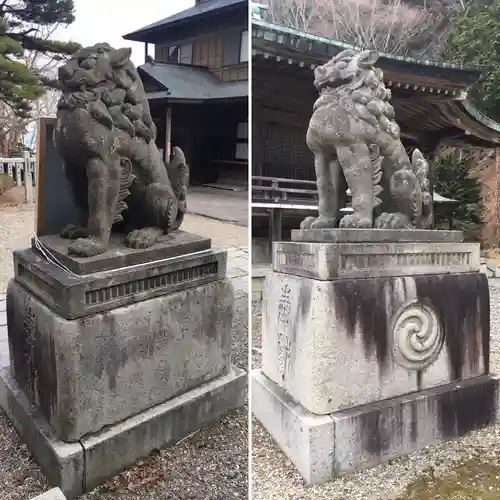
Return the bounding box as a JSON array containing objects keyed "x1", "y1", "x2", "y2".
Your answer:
[
  {"x1": 263, "y1": 241, "x2": 489, "y2": 415},
  {"x1": 14, "y1": 246, "x2": 226, "y2": 319},
  {"x1": 274, "y1": 240, "x2": 479, "y2": 280},
  {"x1": 0, "y1": 364, "x2": 246, "y2": 499},
  {"x1": 252, "y1": 369, "x2": 499, "y2": 485}
]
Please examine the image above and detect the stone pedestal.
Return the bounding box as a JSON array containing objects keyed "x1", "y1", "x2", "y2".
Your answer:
[
  {"x1": 252, "y1": 229, "x2": 499, "y2": 484},
  {"x1": 0, "y1": 232, "x2": 246, "y2": 498}
]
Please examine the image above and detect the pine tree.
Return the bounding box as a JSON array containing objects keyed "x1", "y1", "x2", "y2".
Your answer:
[
  {"x1": 444, "y1": 0, "x2": 500, "y2": 121},
  {"x1": 434, "y1": 148, "x2": 483, "y2": 237},
  {"x1": 0, "y1": 0, "x2": 79, "y2": 118}
]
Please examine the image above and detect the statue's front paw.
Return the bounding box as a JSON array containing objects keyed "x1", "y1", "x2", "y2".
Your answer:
[
  {"x1": 61, "y1": 224, "x2": 90, "y2": 240},
  {"x1": 300, "y1": 217, "x2": 315, "y2": 229},
  {"x1": 300, "y1": 216, "x2": 336, "y2": 229},
  {"x1": 125, "y1": 227, "x2": 163, "y2": 249},
  {"x1": 375, "y1": 212, "x2": 411, "y2": 229},
  {"x1": 68, "y1": 237, "x2": 108, "y2": 257},
  {"x1": 339, "y1": 213, "x2": 372, "y2": 228}
]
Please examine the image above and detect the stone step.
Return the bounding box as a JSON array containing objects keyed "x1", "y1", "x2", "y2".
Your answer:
[{"x1": 30, "y1": 488, "x2": 67, "y2": 500}]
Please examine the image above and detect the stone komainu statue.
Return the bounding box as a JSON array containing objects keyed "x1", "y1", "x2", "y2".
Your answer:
[
  {"x1": 302, "y1": 49, "x2": 433, "y2": 230},
  {"x1": 54, "y1": 42, "x2": 188, "y2": 257}
]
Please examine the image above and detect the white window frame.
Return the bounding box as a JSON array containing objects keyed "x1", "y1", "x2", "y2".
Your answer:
[
  {"x1": 240, "y1": 30, "x2": 249, "y2": 63},
  {"x1": 167, "y1": 43, "x2": 193, "y2": 64}
]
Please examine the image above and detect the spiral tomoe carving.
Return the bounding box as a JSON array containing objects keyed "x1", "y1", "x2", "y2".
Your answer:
[{"x1": 391, "y1": 300, "x2": 443, "y2": 370}]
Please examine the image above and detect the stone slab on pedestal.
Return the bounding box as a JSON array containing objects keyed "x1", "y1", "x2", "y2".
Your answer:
[
  {"x1": 0, "y1": 365, "x2": 246, "y2": 499},
  {"x1": 7, "y1": 277, "x2": 234, "y2": 442},
  {"x1": 252, "y1": 369, "x2": 500, "y2": 485},
  {"x1": 274, "y1": 241, "x2": 480, "y2": 280},
  {"x1": 262, "y1": 269, "x2": 489, "y2": 415},
  {"x1": 14, "y1": 246, "x2": 226, "y2": 319},
  {"x1": 291, "y1": 228, "x2": 464, "y2": 243},
  {"x1": 34, "y1": 230, "x2": 211, "y2": 275}
]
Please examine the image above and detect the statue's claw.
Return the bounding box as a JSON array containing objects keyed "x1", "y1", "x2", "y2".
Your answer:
[
  {"x1": 125, "y1": 227, "x2": 163, "y2": 249},
  {"x1": 300, "y1": 216, "x2": 337, "y2": 229},
  {"x1": 68, "y1": 237, "x2": 108, "y2": 257},
  {"x1": 374, "y1": 212, "x2": 411, "y2": 229},
  {"x1": 60, "y1": 224, "x2": 90, "y2": 240},
  {"x1": 339, "y1": 213, "x2": 372, "y2": 228}
]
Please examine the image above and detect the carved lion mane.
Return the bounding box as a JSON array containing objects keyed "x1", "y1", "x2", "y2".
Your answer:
[{"x1": 57, "y1": 42, "x2": 156, "y2": 143}]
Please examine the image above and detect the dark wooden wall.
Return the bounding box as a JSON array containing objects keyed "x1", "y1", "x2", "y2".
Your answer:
[
  {"x1": 252, "y1": 64, "x2": 316, "y2": 180},
  {"x1": 150, "y1": 100, "x2": 247, "y2": 185},
  {"x1": 153, "y1": 8, "x2": 248, "y2": 83}
]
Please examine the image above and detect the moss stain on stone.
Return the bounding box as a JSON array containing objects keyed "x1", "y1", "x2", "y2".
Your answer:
[{"x1": 396, "y1": 459, "x2": 500, "y2": 499}]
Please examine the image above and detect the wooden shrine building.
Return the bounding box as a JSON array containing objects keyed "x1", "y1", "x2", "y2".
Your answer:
[
  {"x1": 123, "y1": 0, "x2": 249, "y2": 186},
  {"x1": 251, "y1": 10, "x2": 500, "y2": 264}
]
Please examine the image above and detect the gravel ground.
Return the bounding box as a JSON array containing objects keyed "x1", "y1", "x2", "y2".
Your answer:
[
  {"x1": 251, "y1": 279, "x2": 500, "y2": 500},
  {"x1": 0, "y1": 205, "x2": 249, "y2": 500},
  {"x1": 0, "y1": 205, "x2": 36, "y2": 292}
]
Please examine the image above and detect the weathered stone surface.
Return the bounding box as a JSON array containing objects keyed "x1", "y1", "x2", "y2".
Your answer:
[
  {"x1": 0, "y1": 367, "x2": 84, "y2": 498},
  {"x1": 7, "y1": 278, "x2": 234, "y2": 441},
  {"x1": 54, "y1": 44, "x2": 188, "y2": 258},
  {"x1": 252, "y1": 369, "x2": 500, "y2": 485},
  {"x1": 273, "y1": 241, "x2": 480, "y2": 280},
  {"x1": 15, "y1": 247, "x2": 226, "y2": 319},
  {"x1": 292, "y1": 229, "x2": 464, "y2": 243},
  {"x1": 0, "y1": 365, "x2": 246, "y2": 499},
  {"x1": 262, "y1": 270, "x2": 489, "y2": 415},
  {"x1": 31, "y1": 488, "x2": 67, "y2": 500},
  {"x1": 82, "y1": 367, "x2": 247, "y2": 491},
  {"x1": 34, "y1": 230, "x2": 211, "y2": 275},
  {"x1": 252, "y1": 370, "x2": 334, "y2": 484}
]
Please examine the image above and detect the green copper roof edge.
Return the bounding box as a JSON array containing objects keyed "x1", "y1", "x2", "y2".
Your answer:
[
  {"x1": 252, "y1": 18, "x2": 486, "y2": 72},
  {"x1": 461, "y1": 99, "x2": 500, "y2": 134}
]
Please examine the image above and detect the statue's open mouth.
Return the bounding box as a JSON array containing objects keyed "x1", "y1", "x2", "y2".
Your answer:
[{"x1": 316, "y1": 78, "x2": 351, "y2": 93}]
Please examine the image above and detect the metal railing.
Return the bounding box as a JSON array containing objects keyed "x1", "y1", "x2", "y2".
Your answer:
[{"x1": 251, "y1": 176, "x2": 318, "y2": 207}]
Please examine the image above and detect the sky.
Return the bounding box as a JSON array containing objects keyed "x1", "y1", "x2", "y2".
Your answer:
[{"x1": 53, "y1": 0, "x2": 196, "y2": 65}]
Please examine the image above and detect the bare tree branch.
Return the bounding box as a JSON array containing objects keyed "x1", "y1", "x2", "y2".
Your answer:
[
  {"x1": 0, "y1": 21, "x2": 64, "y2": 155},
  {"x1": 264, "y1": 0, "x2": 455, "y2": 59}
]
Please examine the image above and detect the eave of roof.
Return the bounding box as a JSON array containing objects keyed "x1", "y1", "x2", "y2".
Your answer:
[
  {"x1": 138, "y1": 61, "x2": 248, "y2": 101},
  {"x1": 252, "y1": 18, "x2": 486, "y2": 85},
  {"x1": 124, "y1": 0, "x2": 246, "y2": 42},
  {"x1": 252, "y1": 20, "x2": 500, "y2": 147}
]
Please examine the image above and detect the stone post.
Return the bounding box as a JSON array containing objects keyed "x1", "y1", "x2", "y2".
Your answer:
[
  {"x1": 14, "y1": 161, "x2": 22, "y2": 186},
  {"x1": 23, "y1": 150, "x2": 33, "y2": 203}
]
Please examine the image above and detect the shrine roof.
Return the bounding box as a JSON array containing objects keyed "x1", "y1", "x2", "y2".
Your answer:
[{"x1": 252, "y1": 19, "x2": 500, "y2": 148}]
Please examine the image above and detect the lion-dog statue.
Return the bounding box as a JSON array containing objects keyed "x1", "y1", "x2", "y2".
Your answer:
[
  {"x1": 301, "y1": 49, "x2": 433, "y2": 230},
  {"x1": 54, "y1": 42, "x2": 188, "y2": 257}
]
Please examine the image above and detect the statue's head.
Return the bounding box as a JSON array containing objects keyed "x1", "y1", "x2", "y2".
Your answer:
[
  {"x1": 313, "y1": 49, "x2": 381, "y2": 93},
  {"x1": 58, "y1": 43, "x2": 134, "y2": 91}
]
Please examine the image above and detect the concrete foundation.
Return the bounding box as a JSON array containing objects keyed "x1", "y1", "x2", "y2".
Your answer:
[
  {"x1": 1, "y1": 237, "x2": 247, "y2": 495},
  {"x1": 253, "y1": 231, "x2": 497, "y2": 484},
  {"x1": 0, "y1": 364, "x2": 246, "y2": 499},
  {"x1": 252, "y1": 369, "x2": 500, "y2": 485}
]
